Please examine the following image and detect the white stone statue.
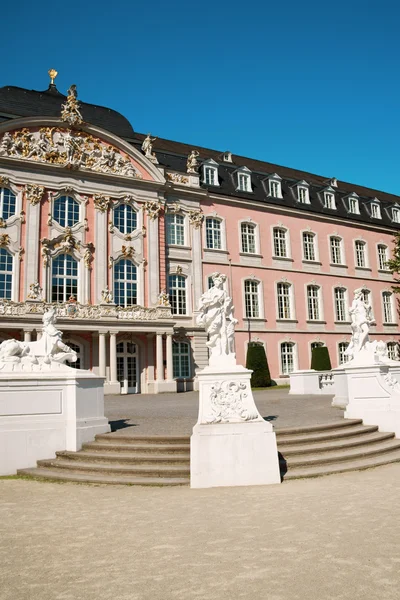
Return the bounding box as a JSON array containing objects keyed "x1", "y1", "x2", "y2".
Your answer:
[
  {"x1": 0, "y1": 132, "x2": 13, "y2": 155},
  {"x1": 141, "y1": 134, "x2": 156, "y2": 158},
  {"x1": 101, "y1": 286, "x2": 114, "y2": 304},
  {"x1": 187, "y1": 150, "x2": 199, "y2": 173},
  {"x1": 27, "y1": 281, "x2": 43, "y2": 301},
  {"x1": 157, "y1": 289, "x2": 170, "y2": 307},
  {"x1": 345, "y1": 288, "x2": 375, "y2": 361},
  {"x1": 196, "y1": 272, "x2": 238, "y2": 368}
]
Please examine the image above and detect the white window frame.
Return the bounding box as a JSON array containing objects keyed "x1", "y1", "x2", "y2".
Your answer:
[
  {"x1": 280, "y1": 342, "x2": 297, "y2": 375},
  {"x1": 235, "y1": 167, "x2": 252, "y2": 193},
  {"x1": 113, "y1": 202, "x2": 138, "y2": 235},
  {"x1": 330, "y1": 236, "x2": 344, "y2": 265},
  {"x1": 392, "y1": 207, "x2": 400, "y2": 223},
  {"x1": 202, "y1": 159, "x2": 219, "y2": 187},
  {"x1": 265, "y1": 174, "x2": 282, "y2": 199},
  {"x1": 382, "y1": 291, "x2": 395, "y2": 324},
  {"x1": 370, "y1": 201, "x2": 381, "y2": 219},
  {"x1": 272, "y1": 227, "x2": 289, "y2": 258},
  {"x1": 172, "y1": 341, "x2": 191, "y2": 379},
  {"x1": 302, "y1": 231, "x2": 317, "y2": 262},
  {"x1": 338, "y1": 342, "x2": 350, "y2": 365},
  {"x1": 0, "y1": 186, "x2": 17, "y2": 221},
  {"x1": 52, "y1": 193, "x2": 82, "y2": 229},
  {"x1": 347, "y1": 194, "x2": 360, "y2": 215},
  {"x1": 334, "y1": 287, "x2": 348, "y2": 322},
  {"x1": 240, "y1": 220, "x2": 258, "y2": 255},
  {"x1": 51, "y1": 252, "x2": 80, "y2": 303},
  {"x1": 168, "y1": 274, "x2": 187, "y2": 316},
  {"x1": 113, "y1": 258, "x2": 138, "y2": 308},
  {"x1": 276, "y1": 281, "x2": 294, "y2": 320},
  {"x1": 294, "y1": 181, "x2": 310, "y2": 204},
  {"x1": 387, "y1": 341, "x2": 399, "y2": 361},
  {"x1": 0, "y1": 247, "x2": 14, "y2": 301},
  {"x1": 243, "y1": 279, "x2": 263, "y2": 319},
  {"x1": 354, "y1": 240, "x2": 368, "y2": 269},
  {"x1": 166, "y1": 213, "x2": 186, "y2": 246},
  {"x1": 306, "y1": 285, "x2": 321, "y2": 321},
  {"x1": 377, "y1": 244, "x2": 389, "y2": 271},
  {"x1": 205, "y1": 216, "x2": 224, "y2": 250},
  {"x1": 321, "y1": 187, "x2": 336, "y2": 209}
]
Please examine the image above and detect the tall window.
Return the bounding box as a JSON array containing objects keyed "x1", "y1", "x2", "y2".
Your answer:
[
  {"x1": 324, "y1": 192, "x2": 335, "y2": 209},
  {"x1": 330, "y1": 237, "x2": 342, "y2": 264},
  {"x1": 0, "y1": 248, "x2": 13, "y2": 300},
  {"x1": 166, "y1": 214, "x2": 185, "y2": 246},
  {"x1": 387, "y1": 342, "x2": 399, "y2": 361},
  {"x1": 0, "y1": 187, "x2": 16, "y2": 220},
  {"x1": 382, "y1": 292, "x2": 394, "y2": 323},
  {"x1": 307, "y1": 285, "x2": 320, "y2": 321},
  {"x1": 238, "y1": 173, "x2": 251, "y2": 192},
  {"x1": 52, "y1": 254, "x2": 78, "y2": 302},
  {"x1": 355, "y1": 241, "x2": 366, "y2": 268},
  {"x1": 269, "y1": 180, "x2": 281, "y2": 198},
  {"x1": 362, "y1": 289, "x2": 371, "y2": 306},
  {"x1": 371, "y1": 203, "x2": 381, "y2": 218},
  {"x1": 241, "y1": 223, "x2": 256, "y2": 254},
  {"x1": 281, "y1": 342, "x2": 295, "y2": 374},
  {"x1": 298, "y1": 186, "x2": 309, "y2": 203},
  {"x1": 348, "y1": 197, "x2": 359, "y2": 214},
  {"x1": 173, "y1": 341, "x2": 191, "y2": 378},
  {"x1": 302, "y1": 232, "x2": 316, "y2": 261},
  {"x1": 244, "y1": 280, "x2": 260, "y2": 318},
  {"x1": 205, "y1": 218, "x2": 221, "y2": 249},
  {"x1": 113, "y1": 204, "x2": 137, "y2": 234},
  {"x1": 113, "y1": 259, "x2": 137, "y2": 307},
  {"x1": 277, "y1": 283, "x2": 291, "y2": 319},
  {"x1": 334, "y1": 288, "x2": 347, "y2": 322},
  {"x1": 53, "y1": 196, "x2": 79, "y2": 228},
  {"x1": 392, "y1": 208, "x2": 400, "y2": 223},
  {"x1": 338, "y1": 342, "x2": 350, "y2": 364},
  {"x1": 168, "y1": 274, "x2": 186, "y2": 315},
  {"x1": 378, "y1": 245, "x2": 389, "y2": 270},
  {"x1": 204, "y1": 166, "x2": 217, "y2": 186},
  {"x1": 273, "y1": 228, "x2": 287, "y2": 258}
]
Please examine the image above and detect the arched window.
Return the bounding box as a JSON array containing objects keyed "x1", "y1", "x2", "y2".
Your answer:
[
  {"x1": 173, "y1": 341, "x2": 191, "y2": 378},
  {"x1": 241, "y1": 223, "x2": 256, "y2": 254},
  {"x1": 113, "y1": 204, "x2": 137, "y2": 234},
  {"x1": 355, "y1": 240, "x2": 367, "y2": 268},
  {"x1": 52, "y1": 254, "x2": 78, "y2": 302},
  {"x1": 277, "y1": 282, "x2": 291, "y2": 319},
  {"x1": 168, "y1": 274, "x2": 186, "y2": 315},
  {"x1": 114, "y1": 259, "x2": 137, "y2": 307},
  {"x1": 166, "y1": 213, "x2": 185, "y2": 245},
  {"x1": 273, "y1": 228, "x2": 287, "y2": 258},
  {"x1": 0, "y1": 248, "x2": 13, "y2": 299},
  {"x1": 0, "y1": 187, "x2": 16, "y2": 220},
  {"x1": 281, "y1": 342, "x2": 295, "y2": 374},
  {"x1": 330, "y1": 237, "x2": 342, "y2": 264},
  {"x1": 307, "y1": 285, "x2": 320, "y2": 320},
  {"x1": 334, "y1": 288, "x2": 347, "y2": 322},
  {"x1": 53, "y1": 196, "x2": 80, "y2": 228},
  {"x1": 244, "y1": 280, "x2": 260, "y2": 318},
  {"x1": 382, "y1": 291, "x2": 394, "y2": 323},
  {"x1": 378, "y1": 245, "x2": 389, "y2": 271},
  {"x1": 302, "y1": 232, "x2": 316, "y2": 261},
  {"x1": 205, "y1": 218, "x2": 221, "y2": 249}
]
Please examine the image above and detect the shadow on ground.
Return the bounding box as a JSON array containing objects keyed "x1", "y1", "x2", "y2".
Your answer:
[{"x1": 109, "y1": 419, "x2": 138, "y2": 432}]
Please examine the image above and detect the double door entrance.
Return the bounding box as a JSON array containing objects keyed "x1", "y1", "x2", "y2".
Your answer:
[{"x1": 117, "y1": 341, "x2": 138, "y2": 394}]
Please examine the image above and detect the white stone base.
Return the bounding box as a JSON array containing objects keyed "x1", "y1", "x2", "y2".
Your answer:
[
  {"x1": 154, "y1": 379, "x2": 177, "y2": 393},
  {"x1": 190, "y1": 365, "x2": 281, "y2": 488},
  {"x1": 289, "y1": 370, "x2": 335, "y2": 395},
  {"x1": 331, "y1": 367, "x2": 348, "y2": 408},
  {"x1": 0, "y1": 367, "x2": 110, "y2": 475},
  {"x1": 104, "y1": 380, "x2": 121, "y2": 395}
]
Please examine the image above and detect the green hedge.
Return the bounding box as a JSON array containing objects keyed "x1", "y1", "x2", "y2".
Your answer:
[
  {"x1": 310, "y1": 346, "x2": 332, "y2": 371},
  {"x1": 246, "y1": 343, "x2": 272, "y2": 387}
]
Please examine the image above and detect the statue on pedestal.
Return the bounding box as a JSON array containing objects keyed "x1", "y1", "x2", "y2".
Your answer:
[{"x1": 345, "y1": 288, "x2": 375, "y2": 361}]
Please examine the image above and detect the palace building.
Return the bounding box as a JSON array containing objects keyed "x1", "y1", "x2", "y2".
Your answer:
[{"x1": 0, "y1": 73, "x2": 399, "y2": 393}]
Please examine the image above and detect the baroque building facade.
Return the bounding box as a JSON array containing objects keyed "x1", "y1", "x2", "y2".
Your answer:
[{"x1": 0, "y1": 76, "x2": 399, "y2": 393}]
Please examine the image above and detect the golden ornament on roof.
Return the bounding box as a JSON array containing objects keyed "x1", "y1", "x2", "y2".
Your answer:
[{"x1": 48, "y1": 69, "x2": 58, "y2": 85}]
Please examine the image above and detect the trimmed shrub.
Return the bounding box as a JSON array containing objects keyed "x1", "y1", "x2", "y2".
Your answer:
[
  {"x1": 246, "y1": 343, "x2": 272, "y2": 387},
  {"x1": 310, "y1": 346, "x2": 332, "y2": 371}
]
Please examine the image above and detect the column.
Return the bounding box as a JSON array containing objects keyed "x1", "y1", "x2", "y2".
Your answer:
[
  {"x1": 148, "y1": 214, "x2": 160, "y2": 306},
  {"x1": 166, "y1": 332, "x2": 173, "y2": 381},
  {"x1": 156, "y1": 332, "x2": 164, "y2": 381},
  {"x1": 36, "y1": 331, "x2": 42, "y2": 341},
  {"x1": 23, "y1": 330, "x2": 32, "y2": 343},
  {"x1": 109, "y1": 331, "x2": 118, "y2": 383},
  {"x1": 99, "y1": 331, "x2": 106, "y2": 377}
]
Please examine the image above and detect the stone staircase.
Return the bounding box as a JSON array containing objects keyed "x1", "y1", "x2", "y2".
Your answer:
[{"x1": 18, "y1": 419, "x2": 400, "y2": 485}]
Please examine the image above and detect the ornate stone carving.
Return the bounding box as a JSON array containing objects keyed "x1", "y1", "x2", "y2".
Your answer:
[
  {"x1": 0, "y1": 175, "x2": 10, "y2": 186},
  {"x1": 20, "y1": 210, "x2": 25, "y2": 224},
  {"x1": 0, "y1": 234, "x2": 10, "y2": 247},
  {"x1": 83, "y1": 243, "x2": 95, "y2": 269},
  {"x1": 206, "y1": 381, "x2": 259, "y2": 424},
  {"x1": 381, "y1": 371, "x2": 400, "y2": 392},
  {"x1": 141, "y1": 134, "x2": 158, "y2": 163},
  {"x1": 176, "y1": 265, "x2": 183, "y2": 275},
  {"x1": 93, "y1": 194, "x2": 111, "y2": 212},
  {"x1": 157, "y1": 289, "x2": 170, "y2": 307},
  {"x1": 197, "y1": 272, "x2": 238, "y2": 368},
  {"x1": 166, "y1": 202, "x2": 181, "y2": 214},
  {"x1": 121, "y1": 245, "x2": 135, "y2": 259},
  {"x1": 18, "y1": 247, "x2": 24, "y2": 261},
  {"x1": 25, "y1": 184, "x2": 44, "y2": 206},
  {"x1": 0, "y1": 127, "x2": 142, "y2": 179},
  {"x1": 144, "y1": 200, "x2": 163, "y2": 220},
  {"x1": 108, "y1": 256, "x2": 114, "y2": 269},
  {"x1": 27, "y1": 282, "x2": 43, "y2": 301},
  {"x1": 167, "y1": 173, "x2": 189, "y2": 185},
  {"x1": 0, "y1": 219, "x2": 6, "y2": 229},
  {"x1": 188, "y1": 209, "x2": 204, "y2": 229},
  {"x1": 61, "y1": 84, "x2": 83, "y2": 126},
  {"x1": 101, "y1": 286, "x2": 114, "y2": 304},
  {"x1": 187, "y1": 150, "x2": 199, "y2": 173}
]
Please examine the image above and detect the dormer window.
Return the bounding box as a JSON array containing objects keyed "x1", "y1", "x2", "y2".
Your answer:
[
  {"x1": 202, "y1": 159, "x2": 219, "y2": 187},
  {"x1": 321, "y1": 186, "x2": 336, "y2": 209},
  {"x1": 235, "y1": 167, "x2": 252, "y2": 193},
  {"x1": 347, "y1": 194, "x2": 360, "y2": 214},
  {"x1": 392, "y1": 207, "x2": 400, "y2": 223},
  {"x1": 222, "y1": 151, "x2": 232, "y2": 163},
  {"x1": 370, "y1": 200, "x2": 381, "y2": 219},
  {"x1": 295, "y1": 181, "x2": 310, "y2": 204},
  {"x1": 266, "y1": 174, "x2": 282, "y2": 199}
]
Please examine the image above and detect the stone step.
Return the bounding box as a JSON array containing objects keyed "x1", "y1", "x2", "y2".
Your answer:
[
  {"x1": 281, "y1": 439, "x2": 400, "y2": 468},
  {"x1": 36, "y1": 459, "x2": 190, "y2": 477},
  {"x1": 280, "y1": 431, "x2": 395, "y2": 456},
  {"x1": 276, "y1": 424, "x2": 379, "y2": 446},
  {"x1": 18, "y1": 468, "x2": 189, "y2": 486},
  {"x1": 82, "y1": 442, "x2": 190, "y2": 454},
  {"x1": 56, "y1": 450, "x2": 190, "y2": 465},
  {"x1": 282, "y1": 449, "x2": 400, "y2": 480},
  {"x1": 95, "y1": 434, "x2": 190, "y2": 445},
  {"x1": 275, "y1": 419, "x2": 363, "y2": 436}
]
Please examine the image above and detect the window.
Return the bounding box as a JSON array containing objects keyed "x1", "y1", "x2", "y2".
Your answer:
[
  {"x1": 338, "y1": 342, "x2": 350, "y2": 364},
  {"x1": 382, "y1": 291, "x2": 394, "y2": 323},
  {"x1": 0, "y1": 187, "x2": 16, "y2": 220},
  {"x1": 241, "y1": 222, "x2": 256, "y2": 254},
  {"x1": 302, "y1": 232, "x2": 316, "y2": 261},
  {"x1": 298, "y1": 186, "x2": 309, "y2": 204},
  {"x1": 277, "y1": 283, "x2": 291, "y2": 319},
  {"x1": 355, "y1": 241, "x2": 366, "y2": 268},
  {"x1": 166, "y1": 213, "x2": 185, "y2": 246},
  {"x1": 208, "y1": 276, "x2": 214, "y2": 289},
  {"x1": 173, "y1": 341, "x2": 191, "y2": 378},
  {"x1": 307, "y1": 285, "x2": 320, "y2": 321},
  {"x1": 113, "y1": 204, "x2": 137, "y2": 234},
  {"x1": 281, "y1": 342, "x2": 295, "y2": 374},
  {"x1": 387, "y1": 342, "x2": 399, "y2": 361},
  {"x1": 268, "y1": 179, "x2": 282, "y2": 198},
  {"x1": 273, "y1": 228, "x2": 287, "y2": 258},
  {"x1": 371, "y1": 203, "x2": 381, "y2": 219},
  {"x1": 65, "y1": 341, "x2": 81, "y2": 369},
  {"x1": 362, "y1": 289, "x2": 371, "y2": 306},
  {"x1": 53, "y1": 196, "x2": 79, "y2": 228},
  {"x1": 114, "y1": 259, "x2": 137, "y2": 307},
  {"x1": 205, "y1": 218, "x2": 222, "y2": 250},
  {"x1": 330, "y1": 237, "x2": 342, "y2": 265},
  {"x1": 168, "y1": 274, "x2": 186, "y2": 315},
  {"x1": 203, "y1": 166, "x2": 218, "y2": 186},
  {"x1": 244, "y1": 280, "x2": 260, "y2": 318},
  {"x1": 324, "y1": 192, "x2": 336, "y2": 209},
  {"x1": 334, "y1": 288, "x2": 347, "y2": 322},
  {"x1": 0, "y1": 248, "x2": 13, "y2": 300},
  {"x1": 52, "y1": 254, "x2": 78, "y2": 302},
  {"x1": 348, "y1": 196, "x2": 359, "y2": 214},
  {"x1": 392, "y1": 208, "x2": 400, "y2": 223},
  {"x1": 237, "y1": 172, "x2": 251, "y2": 192},
  {"x1": 378, "y1": 245, "x2": 389, "y2": 270}
]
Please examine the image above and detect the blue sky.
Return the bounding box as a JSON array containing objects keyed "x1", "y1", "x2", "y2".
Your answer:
[{"x1": 1, "y1": 0, "x2": 400, "y2": 194}]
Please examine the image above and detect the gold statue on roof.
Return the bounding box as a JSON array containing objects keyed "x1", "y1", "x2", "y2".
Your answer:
[{"x1": 48, "y1": 69, "x2": 58, "y2": 85}]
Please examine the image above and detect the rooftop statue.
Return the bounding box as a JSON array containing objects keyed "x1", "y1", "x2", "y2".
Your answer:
[
  {"x1": 141, "y1": 134, "x2": 158, "y2": 163},
  {"x1": 187, "y1": 150, "x2": 199, "y2": 173},
  {"x1": 61, "y1": 84, "x2": 83, "y2": 126}
]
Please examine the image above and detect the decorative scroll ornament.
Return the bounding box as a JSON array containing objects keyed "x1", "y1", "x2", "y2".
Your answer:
[
  {"x1": 381, "y1": 371, "x2": 400, "y2": 392},
  {"x1": 157, "y1": 289, "x2": 170, "y2": 307},
  {"x1": 61, "y1": 84, "x2": 83, "y2": 126},
  {"x1": 41, "y1": 229, "x2": 80, "y2": 266},
  {"x1": 27, "y1": 282, "x2": 43, "y2": 301},
  {"x1": 121, "y1": 245, "x2": 135, "y2": 259},
  {"x1": 101, "y1": 286, "x2": 114, "y2": 304},
  {"x1": 143, "y1": 200, "x2": 163, "y2": 220},
  {"x1": 25, "y1": 184, "x2": 45, "y2": 206},
  {"x1": 141, "y1": 134, "x2": 158, "y2": 163},
  {"x1": 0, "y1": 175, "x2": 10, "y2": 186},
  {"x1": 188, "y1": 209, "x2": 204, "y2": 229},
  {"x1": 0, "y1": 128, "x2": 142, "y2": 179},
  {"x1": 166, "y1": 202, "x2": 181, "y2": 214},
  {"x1": 93, "y1": 194, "x2": 111, "y2": 212},
  {"x1": 0, "y1": 234, "x2": 10, "y2": 247},
  {"x1": 187, "y1": 150, "x2": 199, "y2": 173},
  {"x1": 167, "y1": 173, "x2": 189, "y2": 185},
  {"x1": 206, "y1": 381, "x2": 259, "y2": 424}
]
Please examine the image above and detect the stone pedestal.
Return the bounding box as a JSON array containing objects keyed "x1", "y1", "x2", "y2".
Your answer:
[
  {"x1": 190, "y1": 366, "x2": 281, "y2": 488},
  {"x1": 0, "y1": 365, "x2": 110, "y2": 475},
  {"x1": 289, "y1": 370, "x2": 335, "y2": 395},
  {"x1": 331, "y1": 367, "x2": 348, "y2": 408}
]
